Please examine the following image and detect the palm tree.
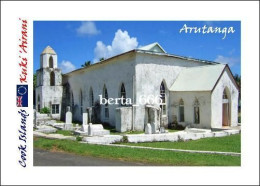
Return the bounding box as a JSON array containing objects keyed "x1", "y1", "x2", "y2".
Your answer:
[
  {"x1": 81, "y1": 60, "x2": 91, "y2": 68},
  {"x1": 234, "y1": 74, "x2": 241, "y2": 88},
  {"x1": 99, "y1": 57, "x2": 105, "y2": 61}
]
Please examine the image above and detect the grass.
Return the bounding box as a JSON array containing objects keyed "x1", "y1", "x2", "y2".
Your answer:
[
  {"x1": 167, "y1": 129, "x2": 181, "y2": 133},
  {"x1": 103, "y1": 125, "x2": 144, "y2": 135},
  {"x1": 121, "y1": 134, "x2": 241, "y2": 153},
  {"x1": 34, "y1": 137, "x2": 240, "y2": 166},
  {"x1": 55, "y1": 130, "x2": 74, "y2": 136}
]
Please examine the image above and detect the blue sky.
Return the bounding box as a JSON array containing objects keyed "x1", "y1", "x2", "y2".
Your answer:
[{"x1": 34, "y1": 21, "x2": 241, "y2": 75}]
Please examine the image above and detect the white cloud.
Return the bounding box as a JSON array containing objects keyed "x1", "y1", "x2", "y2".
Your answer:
[
  {"x1": 60, "y1": 60, "x2": 76, "y2": 73},
  {"x1": 76, "y1": 21, "x2": 100, "y2": 36},
  {"x1": 93, "y1": 29, "x2": 138, "y2": 62},
  {"x1": 203, "y1": 21, "x2": 214, "y2": 26},
  {"x1": 214, "y1": 55, "x2": 239, "y2": 67}
]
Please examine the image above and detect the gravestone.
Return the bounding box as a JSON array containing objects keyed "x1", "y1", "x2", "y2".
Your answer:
[
  {"x1": 86, "y1": 107, "x2": 92, "y2": 123},
  {"x1": 145, "y1": 123, "x2": 152, "y2": 134},
  {"x1": 160, "y1": 127, "x2": 165, "y2": 133},
  {"x1": 64, "y1": 106, "x2": 73, "y2": 130},
  {"x1": 88, "y1": 123, "x2": 110, "y2": 136},
  {"x1": 151, "y1": 122, "x2": 159, "y2": 134},
  {"x1": 83, "y1": 113, "x2": 88, "y2": 125}
]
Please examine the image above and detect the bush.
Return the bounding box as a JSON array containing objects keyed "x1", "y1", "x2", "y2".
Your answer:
[
  {"x1": 238, "y1": 116, "x2": 241, "y2": 123},
  {"x1": 168, "y1": 122, "x2": 185, "y2": 130},
  {"x1": 76, "y1": 136, "x2": 83, "y2": 141},
  {"x1": 40, "y1": 107, "x2": 50, "y2": 114}
]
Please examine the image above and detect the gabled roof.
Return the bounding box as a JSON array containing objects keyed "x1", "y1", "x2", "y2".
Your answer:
[
  {"x1": 138, "y1": 42, "x2": 166, "y2": 53},
  {"x1": 41, "y1": 46, "x2": 56, "y2": 55},
  {"x1": 170, "y1": 64, "x2": 226, "y2": 91}
]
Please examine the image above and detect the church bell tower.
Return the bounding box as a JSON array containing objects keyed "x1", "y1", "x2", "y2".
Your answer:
[{"x1": 35, "y1": 46, "x2": 63, "y2": 119}]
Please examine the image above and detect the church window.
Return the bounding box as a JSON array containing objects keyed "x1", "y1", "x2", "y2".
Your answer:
[
  {"x1": 80, "y1": 90, "x2": 83, "y2": 115},
  {"x1": 50, "y1": 71, "x2": 55, "y2": 86},
  {"x1": 49, "y1": 56, "x2": 53, "y2": 68},
  {"x1": 90, "y1": 87, "x2": 94, "y2": 107},
  {"x1": 37, "y1": 95, "x2": 40, "y2": 112},
  {"x1": 71, "y1": 92, "x2": 74, "y2": 110},
  {"x1": 179, "y1": 99, "x2": 184, "y2": 122},
  {"x1": 120, "y1": 83, "x2": 126, "y2": 106},
  {"x1": 52, "y1": 104, "x2": 59, "y2": 114},
  {"x1": 160, "y1": 81, "x2": 167, "y2": 115},
  {"x1": 223, "y1": 89, "x2": 228, "y2": 99},
  {"x1": 194, "y1": 98, "x2": 200, "y2": 124},
  {"x1": 103, "y1": 85, "x2": 109, "y2": 118}
]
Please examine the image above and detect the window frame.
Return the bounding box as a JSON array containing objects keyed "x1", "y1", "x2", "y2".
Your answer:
[
  {"x1": 179, "y1": 99, "x2": 185, "y2": 122},
  {"x1": 160, "y1": 82, "x2": 167, "y2": 116},
  {"x1": 120, "y1": 83, "x2": 126, "y2": 106},
  {"x1": 193, "y1": 99, "x2": 200, "y2": 124},
  {"x1": 52, "y1": 104, "x2": 59, "y2": 114},
  {"x1": 103, "y1": 85, "x2": 109, "y2": 118}
]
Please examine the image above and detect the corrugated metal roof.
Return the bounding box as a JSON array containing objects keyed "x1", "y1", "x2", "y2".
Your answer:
[
  {"x1": 41, "y1": 46, "x2": 56, "y2": 55},
  {"x1": 170, "y1": 64, "x2": 226, "y2": 91},
  {"x1": 138, "y1": 42, "x2": 166, "y2": 53}
]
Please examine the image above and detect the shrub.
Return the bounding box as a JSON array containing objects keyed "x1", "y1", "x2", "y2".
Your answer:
[
  {"x1": 76, "y1": 136, "x2": 83, "y2": 141},
  {"x1": 168, "y1": 122, "x2": 185, "y2": 130},
  {"x1": 40, "y1": 107, "x2": 50, "y2": 114},
  {"x1": 122, "y1": 136, "x2": 128, "y2": 143}
]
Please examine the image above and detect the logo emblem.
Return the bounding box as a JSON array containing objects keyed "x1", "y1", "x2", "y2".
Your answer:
[{"x1": 17, "y1": 85, "x2": 28, "y2": 107}]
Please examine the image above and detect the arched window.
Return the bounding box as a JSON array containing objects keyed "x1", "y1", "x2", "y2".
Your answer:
[
  {"x1": 160, "y1": 81, "x2": 167, "y2": 115},
  {"x1": 223, "y1": 89, "x2": 228, "y2": 99},
  {"x1": 37, "y1": 95, "x2": 40, "y2": 112},
  {"x1": 71, "y1": 91, "x2": 74, "y2": 108},
  {"x1": 50, "y1": 71, "x2": 55, "y2": 86},
  {"x1": 103, "y1": 85, "x2": 109, "y2": 118},
  {"x1": 49, "y1": 56, "x2": 53, "y2": 68},
  {"x1": 89, "y1": 87, "x2": 94, "y2": 107},
  {"x1": 80, "y1": 89, "x2": 83, "y2": 115},
  {"x1": 120, "y1": 83, "x2": 126, "y2": 106},
  {"x1": 194, "y1": 98, "x2": 200, "y2": 124},
  {"x1": 179, "y1": 99, "x2": 184, "y2": 122}
]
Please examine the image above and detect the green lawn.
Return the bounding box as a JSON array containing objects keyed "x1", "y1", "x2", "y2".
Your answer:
[
  {"x1": 55, "y1": 130, "x2": 74, "y2": 136},
  {"x1": 34, "y1": 137, "x2": 240, "y2": 166},
  {"x1": 103, "y1": 126, "x2": 144, "y2": 135},
  {"x1": 122, "y1": 134, "x2": 241, "y2": 153}
]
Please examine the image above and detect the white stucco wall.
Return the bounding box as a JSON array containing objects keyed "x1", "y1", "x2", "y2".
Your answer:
[
  {"x1": 35, "y1": 53, "x2": 63, "y2": 120},
  {"x1": 211, "y1": 68, "x2": 239, "y2": 128},
  {"x1": 41, "y1": 54, "x2": 58, "y2": 68},
  {"x1": 35, "y1": 85, "x2": 63, "y2": 120},
  {"x1": 133, "y1": 52, "x2": 210, "y2": 130},
  {"x1": 169, "y1": 91, "x2": 212, "y2": 128},
  {"x1": 65, "y1": 52, "x2": 136, "y2": 125}
]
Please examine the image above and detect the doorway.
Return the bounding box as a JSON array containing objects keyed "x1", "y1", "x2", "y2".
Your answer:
[{"x1": 222, "y1": 88, "x2": 230, "y2": 127}]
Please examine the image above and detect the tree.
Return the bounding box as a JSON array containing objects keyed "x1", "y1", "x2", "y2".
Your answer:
[
  {"x1": 99, "y1": 57, "x2": 105, "y2": 62},
  {"x1": 33, "y1": 73, "x2": 37, "y2": 89},
  {"x1": 81, "y1": 60, "x2": 91, "y2": 68},
  {"x1": 234, "y1": 74, "x2": 241, "y2": 88}
]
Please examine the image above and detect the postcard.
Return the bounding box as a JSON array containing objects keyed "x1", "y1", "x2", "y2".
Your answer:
[{"x1": 1, "y1": 1, "x2": 259, "y2": 185}]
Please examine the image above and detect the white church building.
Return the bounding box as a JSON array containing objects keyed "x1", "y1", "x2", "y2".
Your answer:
[{"x1": 35, "y1": 43, "x2": 239, "y2": 132}]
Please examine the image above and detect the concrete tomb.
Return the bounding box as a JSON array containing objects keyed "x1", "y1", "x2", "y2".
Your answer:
[
  {"x1": 64, "y1": 106, "x2": 73, "y2": 130},
  {"x1": 145, "y1": 123, "x2": 152, "y2": 134},
  {"x1": 88, "y1": 123, "x2": 110, "y2": 136}
]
